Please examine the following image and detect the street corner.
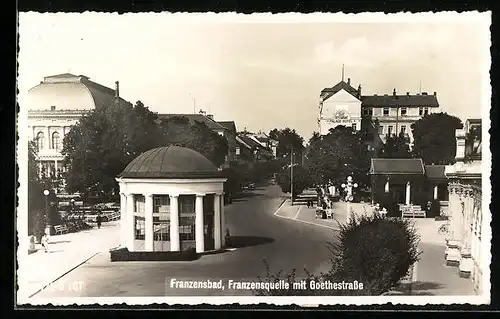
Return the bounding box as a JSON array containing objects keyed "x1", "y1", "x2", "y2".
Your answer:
[{"x1": 273, "y1": 199, "x2": 298, "y2": 219}]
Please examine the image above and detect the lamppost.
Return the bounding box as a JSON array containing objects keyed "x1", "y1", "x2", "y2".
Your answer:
[
  {"x1": 290, "y1": 148, "x2": 294, "y2": 206},
  {"x1": 341, "y1": 176, "x2": 358, "y2": 224},
  {"x1": 43, "y1": 189, "x2": 50, "y2": 235}
]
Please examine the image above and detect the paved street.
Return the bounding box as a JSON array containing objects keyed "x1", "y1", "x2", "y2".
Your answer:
[{"x1": 31, "y1": 184, "x2": 341, "y2": 298}]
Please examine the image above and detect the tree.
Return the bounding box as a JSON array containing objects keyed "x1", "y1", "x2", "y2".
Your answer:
[
  {"x1": 268, "y1": 128, "x2": 304, "y2": 158},
  {"x1": 62, "y1": 101, "x2": 164, "y2": 197},
  {"x1": 276, "y1": 165, "x2": 312, "y2": 198},
  {"x1": 254, "y1": 213, "x2": 421, "y2": 296},
  {"x1": 305, "y1": 126, "x2": 371, "y2": 188},
  {"x1": 159, "y1": 116, "x2": 228, "y2": 167},
  {"x1": 411, "y1": 112, "x2": 463, "y2": 165},
  {"x1": 381, "y1": 133, "x2": 412, "y2": 158}
]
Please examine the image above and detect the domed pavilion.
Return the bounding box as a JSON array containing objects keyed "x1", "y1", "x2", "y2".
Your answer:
[{"x1": 116, "y1": 145, "x2": 227, "y2": 254}]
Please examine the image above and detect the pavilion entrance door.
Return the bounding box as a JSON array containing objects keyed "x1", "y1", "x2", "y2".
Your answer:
[{"x1": 203, "y1": 194, "x2": 215, "y2": 251}]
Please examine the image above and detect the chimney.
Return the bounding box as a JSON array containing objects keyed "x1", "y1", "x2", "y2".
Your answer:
[
  {"x1": 406, "y1": 92, "x2": 410, "y2": 96},
  {"x1": 422, "y1": 92, "x2": 428, "y2": 95},
  {"x1": 50, "y1": 105, "x2": 56, "y2": 111},
  {"x1": 207, "y1": 114, "x2": 214, "y2": 120},
  {"x1": 115, "y1": 81, "x2": 120, "y2": 98},
  {"x1": 358, "y1": 84, "x2": 362, "y2": 96},
  {"x1": 433, "y1": 91, "x2": 437, "y2": 96},
  {"x1": 393, "y1": 88, "x2": 396, "y2": 96},
  {"x1": 347, "y1": 78, "x2": 351, "y2": 86}
]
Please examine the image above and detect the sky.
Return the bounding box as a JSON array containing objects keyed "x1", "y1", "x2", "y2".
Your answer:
[{"x1": 18, "y1": 12, "x2": 491, "y2": 140}]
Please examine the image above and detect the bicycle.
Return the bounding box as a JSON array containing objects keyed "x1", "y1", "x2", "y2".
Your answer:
[{"x1": 438, "y1": 221, "x2": 450, "y2": 235}]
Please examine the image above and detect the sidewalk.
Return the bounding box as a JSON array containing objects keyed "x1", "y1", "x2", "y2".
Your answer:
[{"x1": 17, "y1": 221, "x2": 121, "y2": 302}]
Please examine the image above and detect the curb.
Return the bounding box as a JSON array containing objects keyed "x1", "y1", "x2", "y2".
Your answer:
[{"x1": 28, "y1": 251, "x2": 99, "y2": 298}]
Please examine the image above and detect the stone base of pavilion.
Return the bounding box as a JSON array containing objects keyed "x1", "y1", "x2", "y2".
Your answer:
[{"x1": 109, "y1": 247, "x2": 200, "y2": 262}]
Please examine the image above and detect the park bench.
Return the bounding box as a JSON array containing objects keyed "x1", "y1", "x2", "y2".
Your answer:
[
  {"x1": 401, "y1": 210, "x2": 427, "y2": 218},
  {"x1": 54, "y1": 224, "x2": 69, "y2": 235}
]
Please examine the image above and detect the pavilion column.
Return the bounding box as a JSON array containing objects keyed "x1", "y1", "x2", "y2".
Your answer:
[
  {"x1": 384, "y1": 179, "x2": 390, "y2": 193},
  {"x1": 144, "y1": 193, "x2": 154, "y2": 251},
  {"x1": 45, "y1": 126, "x2": 50, "y2": 150},
  {"x1": 221, "y1": 193, "x2": 226, "y2": 247},
  {"x1": 120, "y1": 192, "x2": 127, "y2": 247},
  {"x1": 195, "y1": 194, "x2": 205, "y2": 253},
  {"x1": 169, "y1": 194, "x2": 180, "y2": 252},
  {"x1": 214, "y1": 193, "x2": 222, "y2": 250},
  {"x1": 405, "y1": 181, "x2": 411, "y2": 205},
  {"x1": 434, "y1": 185, "x2": 439, "y2": 200},
  {"x1": 126, "y1": 194, "x2": 135, "y2": 251},
  {"x1": 54, "y1": 160, "x2": 58, "y2": 175}
]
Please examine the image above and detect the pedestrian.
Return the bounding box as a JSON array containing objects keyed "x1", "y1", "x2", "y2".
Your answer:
[
  {"x1": 96, "y1": 213, "x2": 102, "y2": 229},
  {"x1": 41, "y1": 233, "x2": 49, "y2": 253}
]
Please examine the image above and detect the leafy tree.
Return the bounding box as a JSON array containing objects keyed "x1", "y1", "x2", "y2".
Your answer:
[
  {"x1": 381, "y1": 133, "x2": 412, "y2": 158},
  {"x1": 411, "y1": 112, "x2": 463, "y2": 164},
  {"x1": 276, "y1": 165, "x2": 312, "y2": 198},
  {"x1": 254, "y1": 213, "x2": 421, "y2": 296},
  {"x1": 62, "y1": 101, "x2": 164, "y2": 197},
  {"x1": 268, "y1": 128, "x2": 304, "y2": 158},
  {"x1": 159, "y1": 116, "x2": 228, "y2": 167},
  {"x1": 305, "y1": 126, "x2": 371, "y2": 188}
]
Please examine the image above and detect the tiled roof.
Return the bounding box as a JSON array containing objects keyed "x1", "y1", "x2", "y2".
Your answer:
[
  {"x1": 238, "y1": 135, "x2": 262, "y2": 149},
  {"x1": 369, "y1": 158, "x2": 425, "y2": 175},
  {"x1": 321, "y1": 81, "x2": 360, "y2": 101},
  {"x1": 158, "y1": 114, "x2": 226, "y2": 131},
  {"x1": 235, "y1": 136, "x2": 252, "y2": 149},
  {"x1": 361, "y1": 94, "x2": 439, "y2": 107},
  {"x1": 218, "y1": 121, "x2": 237, "y2": 133},
  {"x1": 424, "y1": 165, "x2": 447, "y2": 180}
]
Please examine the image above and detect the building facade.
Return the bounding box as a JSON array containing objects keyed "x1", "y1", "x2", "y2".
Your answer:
[
  {"x1": 318, "y1": 77, "x2": 440, "y2": 146},
  {"x1": 26, "y1": 73, "x2": 130, "y2": 178},
  {"x1": 318, "y1": 78, "x2": 362, "y2": 135},
  {"x1": 444, "y1": 119, "x2": 485, "y2": 294}
]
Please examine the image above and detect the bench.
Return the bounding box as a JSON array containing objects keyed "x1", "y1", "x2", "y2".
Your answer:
[
  {"x1": 402, "y1": 210, "x2": 427, "y2": 218},
  {"x1": 54, "y1": 224, "x2": 69, "y2": 235}
]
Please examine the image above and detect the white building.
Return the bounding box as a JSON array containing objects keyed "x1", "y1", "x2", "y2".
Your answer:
[
  {"x1": 318, "y1": 78, "x2": 362, "y2": 135},
  {"x1": 25, "y1": 73, "x2": 130, "y2": 177},
  {"x1": 116, "y1": 145, "x2": 227, "y2": 253},
  {"x1": 444, "y1": 119, "x2": 485, "y2": 294}
]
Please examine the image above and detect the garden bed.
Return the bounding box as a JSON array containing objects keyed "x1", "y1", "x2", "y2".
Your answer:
[{"x1": 110, "y1": 247, "x2": 199, "y2": 262}]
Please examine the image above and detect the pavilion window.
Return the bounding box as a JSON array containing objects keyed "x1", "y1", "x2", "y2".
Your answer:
[
  {"x1": 419, "y1": 107, "x2": 424, "y2": 116},
  {"x1": 178, "y1": 195, "x2": 196, "y2": 242},
  {"x1": 52, "y1": 131, "x2": 61, "y2": 150},
  {"x1": 383, "y1": 108, "x2": 389, "y2": 116},
  {"x1": 351, "y1": 123, "x2": 357, "y2": 131},
  {"x1": 400, "y1": 108, "x2": 407, "y2": 116},
  {"x1": 378, "y1": 126, "x2": 384, "y2": 135},
  {"x1": 134, "y1": 195, "x2": 145, "y2": 215},
  {"x1": 36, "y1": 132, "x2": 45, "y2": 150},
  {"x1": 134, "y1": 216, "x2": 145, "y2": 240},
  {"x1": 424, "y1": 107, "x2": 429, "y2": 115},
  {"x1": 153, "y1": 195, "x2": 171, "y2": 243}
]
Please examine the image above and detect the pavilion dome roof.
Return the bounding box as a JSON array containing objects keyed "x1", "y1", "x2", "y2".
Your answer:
[{"x1": 119, "y1": 145, "x2": 222, "y2": 179}]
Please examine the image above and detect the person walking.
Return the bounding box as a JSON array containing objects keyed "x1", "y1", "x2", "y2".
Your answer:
[
  {"x1": 41, "y1": 234, "x2": 49, "y2": 253},
  {"x1": 96, "y1": 213, "x2": 102, "y2": 229}
]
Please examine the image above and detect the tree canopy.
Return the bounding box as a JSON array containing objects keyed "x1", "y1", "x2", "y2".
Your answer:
[
  {"x1": 62, "y1": 102, "x2": 229, "y2": 198},
  {"x1": 62, "y1": 101, "x2": 163, "y2": 197},
  {"x1": 159, "y1": 116, "x2": 228, "y2": 167},
  {"x1": 268, "y1": 127, "x2": 304, "y2": 158},
  {"x1": 411, "y1": 112, "x2": 463, "y2": 165},
  {"x1": 380, "y1": 133, "x2": 412, "y2": 159},
  {"x1": 305, "y1": 126, "x2": 371, "y2": 187}
]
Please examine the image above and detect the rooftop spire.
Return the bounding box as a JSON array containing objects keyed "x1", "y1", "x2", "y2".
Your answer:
[{"x1": 342, "y1": 64, "x2": 345, "y2": 82}]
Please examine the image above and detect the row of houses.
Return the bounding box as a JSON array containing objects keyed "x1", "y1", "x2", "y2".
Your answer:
[{"x1": 25, "y1": 73, "x2": 277, "y2": 182}]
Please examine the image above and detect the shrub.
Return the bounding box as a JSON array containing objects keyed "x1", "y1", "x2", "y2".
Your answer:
[{"x1": 254, "y1": 213, "x2": 421, "y2": 296}]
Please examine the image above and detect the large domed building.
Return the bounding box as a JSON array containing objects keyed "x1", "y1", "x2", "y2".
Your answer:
[
  {"x1": 26, "y1": 73, "x2": 131, "y2": 178},
  {"x1": 116, "y1": 145, "x2": 227, "y2": 254}
]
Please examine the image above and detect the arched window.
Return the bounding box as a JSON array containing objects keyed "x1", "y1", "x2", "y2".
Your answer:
[
  {"x1": 36, "y1": 132, "x2": 45, "y2": 150},
  {"x1": 52, "y1": 132, "x2": 61, "y2": 150}
]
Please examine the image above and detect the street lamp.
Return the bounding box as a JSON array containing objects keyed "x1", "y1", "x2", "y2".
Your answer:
[
  {"x1": 341, "y1": 176, "x2": 358, "y2": 224},
  {"x1": 43, "y1": 189, "x2": 50, "y2": 235},
  {"x1": 290, "y1": 149, "x2": 294, "y2": 206}
]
